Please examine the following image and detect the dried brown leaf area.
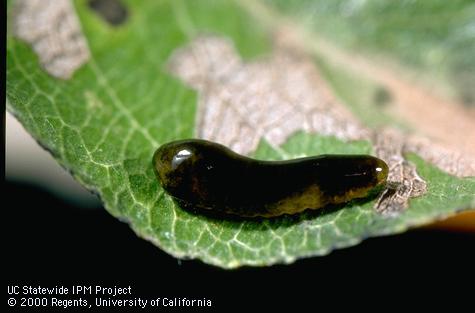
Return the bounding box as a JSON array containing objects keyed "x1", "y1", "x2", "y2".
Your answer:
[
  {"x1": 373, "y1": 129, "x2": 427, "y2": 214},
  {"x1": 168, "y1": 36, "x2": 368, "y2": 155},
  {"x1": 168, "y1": 35, "x2": 474, "y2": 214},
  {"x1": 12, "y1": 0, "x2": 90, "y2": 79}
]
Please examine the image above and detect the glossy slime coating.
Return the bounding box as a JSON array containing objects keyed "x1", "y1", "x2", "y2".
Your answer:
[{"x1": 153, "y1": 139, "x2": 389, "y2": 218}]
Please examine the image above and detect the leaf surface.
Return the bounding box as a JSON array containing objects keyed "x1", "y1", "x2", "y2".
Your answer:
[{"x1": 7, "y1": 0, "x2": 474, "y2": 268}]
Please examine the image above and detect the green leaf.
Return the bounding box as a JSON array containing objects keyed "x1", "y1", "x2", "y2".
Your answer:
[{"x1": 7, "y1": 0, "x2": 475, "y2": 268}]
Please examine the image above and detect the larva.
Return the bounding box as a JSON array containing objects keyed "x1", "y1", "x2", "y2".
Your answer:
[{"x1": 153, "y1": 139, "x2": 388, "y2": 218}]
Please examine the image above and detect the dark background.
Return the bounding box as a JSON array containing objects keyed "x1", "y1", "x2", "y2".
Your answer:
[{"x1": 5, "y1": 180, "x2": 475, "y2": 311}]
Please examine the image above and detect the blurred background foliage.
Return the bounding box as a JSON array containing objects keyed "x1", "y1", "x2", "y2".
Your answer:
[{"x1": 267, "y1": 0, "x2": 475, "y2": 105}]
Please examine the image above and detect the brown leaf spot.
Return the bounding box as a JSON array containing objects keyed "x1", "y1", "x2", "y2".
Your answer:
[
  {"x1": 167, "y1": 35, "x2": 368, "y2": 155},
  {"x1": 373, "y1": 129, "x2": 427, "y2": 214},
  {"x1": 12, "y1": 0, "x2": 90, "y2": 80},
  {"x1": 405, "y1": 136, "x2": 475, "y2": 177}
]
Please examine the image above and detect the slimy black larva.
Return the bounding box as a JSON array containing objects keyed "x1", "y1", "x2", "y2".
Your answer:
[{"x1": 153, "y1": 139, "x2": 388, "y2": 218}]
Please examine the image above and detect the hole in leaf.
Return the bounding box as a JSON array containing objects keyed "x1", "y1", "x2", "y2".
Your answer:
[
  {"x1": 373, "y1": 86, "x2": 393, "y2": 107},
  {"x1": 88, "y1": 0, "x2": 128, "y2": 26}
]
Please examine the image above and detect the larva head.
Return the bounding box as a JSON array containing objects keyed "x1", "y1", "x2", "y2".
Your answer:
[
  {"x1": 317, "y1": 155, "x2": 389, "y2": 203},
  {"x1": 153, "y1": 140, "x2": 198, "y2": 194},
  {"x1": 152, "y1": 139, "x2": 228, "y2": 201}
]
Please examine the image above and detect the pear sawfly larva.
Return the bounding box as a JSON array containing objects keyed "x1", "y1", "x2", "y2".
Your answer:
[{"x1": 153, "y1": 139, "x2": 388, "y2": 218}]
